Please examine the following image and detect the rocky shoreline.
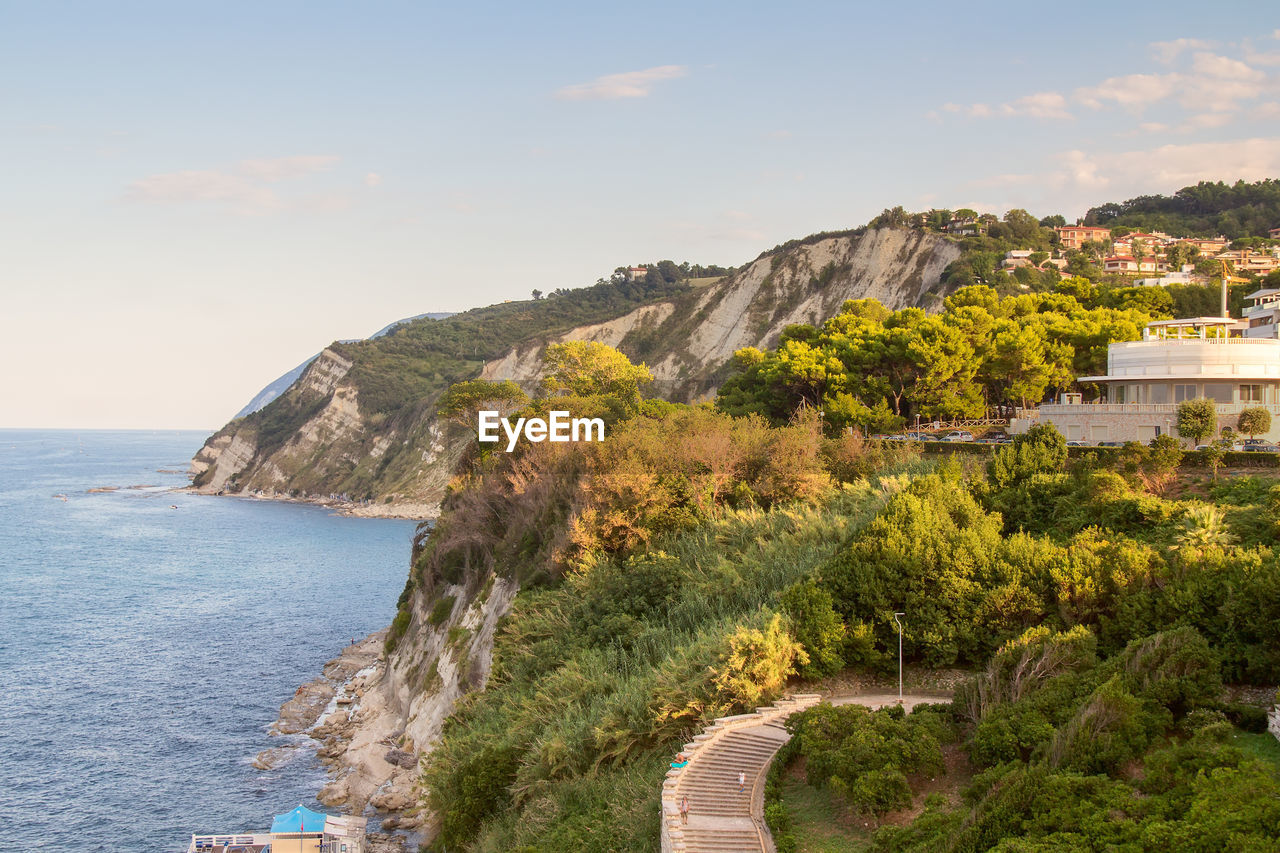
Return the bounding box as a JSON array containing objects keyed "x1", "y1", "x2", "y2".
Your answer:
[
  {"x1": 179, "y1": 485, "x2": 439, "y2": 520},
  {"x1": 256, "y1": 631, "x2": 427, "y2": 853}
]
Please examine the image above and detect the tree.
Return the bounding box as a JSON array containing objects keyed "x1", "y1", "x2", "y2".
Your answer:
[
  {"x1": 1200, "y1": 443, "x2": 1225, "y2": 481},
  {"x1": 540, "y1": 341, "x2": 653, "y2": 407},
  {"x1": 1146, "y1": 433, "x2": 1185, "y2": 493},
  {"x1": 531, "y1": 289, "x2": 543, "y2": 300},
  {"x1": 1238, "y1": 407, "x2": 1271, "y2": 440},
  {"x1": 1177, "y1": 399, "x2": 1217, "y2": 447},
  {"x1": 438, "y1": 380, "x2": 531, "y2": 429}
]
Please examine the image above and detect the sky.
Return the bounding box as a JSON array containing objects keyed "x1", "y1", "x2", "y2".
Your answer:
[{"x1": 3, "y1": 1, "x2": 1280, "y2": 429}]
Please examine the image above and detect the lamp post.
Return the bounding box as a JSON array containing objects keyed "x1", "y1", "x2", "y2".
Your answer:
[{"x1": 893, "y1": 612, "x2": 905, "y2": 703}]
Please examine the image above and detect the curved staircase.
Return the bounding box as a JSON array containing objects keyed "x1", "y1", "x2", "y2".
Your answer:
[{"x1": 660, "y1": 694, "x2": 821, "y2": 853}]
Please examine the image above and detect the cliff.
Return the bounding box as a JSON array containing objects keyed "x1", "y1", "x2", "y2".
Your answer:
[{"x1": 190, "y1": 226, "x2": 960, "y2": 510}]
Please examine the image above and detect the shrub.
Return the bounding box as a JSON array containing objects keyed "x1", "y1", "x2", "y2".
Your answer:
[
  {"x1": 987, "y1": 423, "x2": 1067, "y2": 489},
  {"x1": 790, "y1": 703, "x2": 950, "y2": 815},
  {"x1": 1177, "y1": 398, "x2": 1217, "y2": 446},
  {"x1": 780, "y1": 579, "x2": 846, "y2": 679},
  {"x1": 384, "y1": 607, "x2": 411, "y2": 653},
  {"x1": 1238, "y1": 407, "x2": 1272, "y2": 440},
  {"x1": 428, "y1": 594, "x2": 457, "y2": 627}
]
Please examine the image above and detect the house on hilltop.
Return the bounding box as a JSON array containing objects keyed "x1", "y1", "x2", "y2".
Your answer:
[{"x1": 1055, "y1": 225, "x2": 1111, "y2": 251}]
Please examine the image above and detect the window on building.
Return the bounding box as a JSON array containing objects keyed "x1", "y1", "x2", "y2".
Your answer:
[
  {"x1": 1113, "y1": 385, "x2": 1125, "y2": 403},
  {"x1": 1240, "y1": 384, "x2": 1263, "y2": 403},
  {"x1": 1149, "y1": 384, "x2": 1169, "y2": 404},
  {"x1": 1204, "y1": 383, "x2": 1233, "y2": 403},
  {"x1": 1174, "y1": 384, "x2": 1197, "y2": 402}
]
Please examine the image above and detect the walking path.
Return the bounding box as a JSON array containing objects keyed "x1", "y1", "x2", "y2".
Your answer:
[{"x1": 661, "y1": 692, "x2": 950, "y2": 853}]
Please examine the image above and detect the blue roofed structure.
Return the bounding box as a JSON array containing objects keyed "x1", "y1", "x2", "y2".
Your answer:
[{"x1": 270, "y1": 805, "x2": 330, "y2": 834}]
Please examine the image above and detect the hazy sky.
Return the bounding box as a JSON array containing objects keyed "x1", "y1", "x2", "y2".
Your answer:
[{"x1": 4, "y1": 1, "x2": 1280, "y2": 429}]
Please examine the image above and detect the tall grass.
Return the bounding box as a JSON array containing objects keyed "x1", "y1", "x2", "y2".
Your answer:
[{"x1": 421, "y1": 469, "x2": 923, "y2": 851}]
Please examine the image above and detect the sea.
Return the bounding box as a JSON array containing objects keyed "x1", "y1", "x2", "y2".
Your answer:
[{"x1": 0, "y1": 429, "x2": 416, "y2": 852}]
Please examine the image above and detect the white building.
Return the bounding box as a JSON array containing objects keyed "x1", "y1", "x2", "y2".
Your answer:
[
  {"x1": 1243, "y1": 288, "x2": 1280, "y2": 339},
  {"x1": 1022, "y1": 317, "x2": 1280, "y2": 444}
]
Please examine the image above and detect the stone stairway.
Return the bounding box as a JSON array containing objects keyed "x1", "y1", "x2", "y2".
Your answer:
[{"x1": 660, "y1": 694, "x2": 821, "y2": 853}]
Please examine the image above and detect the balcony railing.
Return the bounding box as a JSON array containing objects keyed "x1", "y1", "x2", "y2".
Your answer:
[{"x1": 1037, "y1": 402, "x2": 1280, "y2": 416}]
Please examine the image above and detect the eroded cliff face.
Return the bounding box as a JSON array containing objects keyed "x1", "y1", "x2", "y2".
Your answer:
[
  {"x1": 307, "y1": 566, "x2": 518, "y2": 832},
  {"x1": 190, "y1": 227, "x2": 960, "y2": 509},
  {"x1": 482, "y1": 228, "x2": 960, "y2": 400}
]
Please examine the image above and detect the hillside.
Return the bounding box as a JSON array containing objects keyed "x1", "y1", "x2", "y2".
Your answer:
[
  {"x1": 1085, "y1": 178, "x2": 1280, "y2": 238},
  {"x1": 189, "y1": 226, "x2": 961, "y2": 509}
]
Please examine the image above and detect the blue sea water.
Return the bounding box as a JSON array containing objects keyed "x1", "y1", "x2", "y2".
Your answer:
[{"x1": 0, "y1": 430, "x2": 416, "y2": 852}]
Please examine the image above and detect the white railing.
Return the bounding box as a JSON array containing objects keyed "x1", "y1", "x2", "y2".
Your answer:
[
  {"x1": 1129, "y1": 337, "x2": 1278, "y2": 346},
  {"x1": 1039, "y1": 403, "x2": 1280, "y2": 416}
]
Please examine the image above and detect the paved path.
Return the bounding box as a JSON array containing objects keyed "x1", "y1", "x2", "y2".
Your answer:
[{"x1": 670, "y1": 693, "x2": 950, "y2": 853}]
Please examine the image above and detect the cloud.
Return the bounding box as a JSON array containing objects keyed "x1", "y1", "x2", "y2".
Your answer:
[
  {"x1": 1002, "y1": 92, "x2": 1072, "y2": 119},
  {"x1": 126, "y1": 170, "x2": 280, "y2": 213},
  {"x1": 1150, "y1": 38, "x2": 1215, "y2": 64},
  {"x1": 1059, "y1": 138, "x2": 1280, "y2": 191},
  {"x1": 944, "y1": 92, "x2": 1070, "y2": 120},
  {"x1": 945, "y1": 36, "x2": 1276, "y2": 136},
  {"x1": 1057, "y1": 150, "x2": 1108, "y2": 188},
  {"x1": 126, "y1": 155, "x2": 341, "y2": 214},
  {"x1": 237, "y1": 155, "x2": 338, "y2": 182},
  {"x1": 1073, "y1": 52, "x2": 1270, "y2": 114},
  {"x1": 1075, "y1": 72, "x2": 1179, "y2": 109},
  {"x1": 1180, "y1": 112, "x2": 1236, "y2": 131},
  {"x1": 969, "y1": 173, "x2": 1037, "y2": 188},
  {"x1": 1191, "y1": 51, "x2": 1265, "y2": 82},
  {"x1": 364, "y1": 172, "x2": 383, "y2": 188},
  {"x1": 555, "y1": 65, "x2": 687, "y2": 101}
]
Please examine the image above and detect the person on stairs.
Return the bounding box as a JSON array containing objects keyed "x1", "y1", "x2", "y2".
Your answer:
[{"x1": 738, "y1": 770, "x2": 746, "y2": 794}]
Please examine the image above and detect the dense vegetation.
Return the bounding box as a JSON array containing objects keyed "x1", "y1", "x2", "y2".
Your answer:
[
  {"x1": 772, "y1": 625, "x2": 1280, "y2": 852},
  {"x1": 716, "y1": 285, "x2": 1153, "y2": 430},
  {"x1": 226, "y1": 271, "x2": 697, "y2": 471},
  {"x1": 1085, "y1": 178, "x2": 1280, "y2": 239},
  {"x1": 399, "y1": 334, "x2": 1279, "y2": 851},
  {"x1": 415, "y1": 415, "x2": 920, "y2": 850},
  {"x1": 332, "y1": 275, "x2": 691, "y2": 418}
]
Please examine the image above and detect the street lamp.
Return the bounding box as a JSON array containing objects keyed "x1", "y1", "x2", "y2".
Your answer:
[{"x1": 893, "y1": 612, "x2": 905, "y2": 703}]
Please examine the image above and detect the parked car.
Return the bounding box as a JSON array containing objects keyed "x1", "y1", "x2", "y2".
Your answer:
[
  {"x1": 1066, "y1": 440, "x2": 1088, "y2": 447},
  {"x1": 941, "y1": 431, "x2": 974, "y2": 443},
  {"x1": 920, "y1": 434, "x2": 941, "y2": 442},
  {"x1": 1241, "y1": 444, "x2": 1280, "y2": 453},
  {"x1": 1243, "y1": 438, "x2": 1267, "y2": 446},
  {"x1": 1096, "y1": 441, "x2": 1124, "y2": 447}
]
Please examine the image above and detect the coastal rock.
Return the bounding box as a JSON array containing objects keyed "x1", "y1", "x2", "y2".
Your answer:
[
  {"x1": 251, "y1": 745, "x2": 299, "y2": 771},
  {"x1": 384, "y1": 748, "x2": 416, "y2": 769},
  {"x1": 316, "y1": 777, "x2": 350, "y2": 806},
  {"x1": 370, "y1": 786, "x2": 413, "y2": 812},
  {"x1": 365, "y1": 832, "x2": 409, "y2": 853},
  {"x1": 273, "y1": 680, "x2": 335, "y2": 735}
]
